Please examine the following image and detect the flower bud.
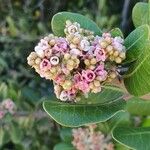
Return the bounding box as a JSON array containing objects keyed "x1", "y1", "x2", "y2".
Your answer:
[
  {"x1": 109, "y1": 72, "x2": 117, "y2": 79},
  {"x1": 115, "y1": 57, "x2": 122, "y2": 63},
  {"x1": 64, "y1": 53, "x2": 71, "y2": 60},
  {"x1": 90, "y1": 58, "x2": 97, "y2": 65},
  {"x1": 113, "y1": 50, "x2": 119, "y2": 57},
  {"x1": 119, "y1": 52, "x2": 126, "y2": 59},
  {"x1": 100, "y1": 41, "x2": 107, "y2": 48},
  {"x1": 59, "y1": 91, "x2": 68, "y2": 101},
  {"x1": 35, "y1": 58, "x2": 41, "y2": 65},
  {"x1": 84, "y1": 59, "x2": 90, "y2": 66},
  {"x1": 62, "y1": 80, "x2": 72, "y2": 90}
]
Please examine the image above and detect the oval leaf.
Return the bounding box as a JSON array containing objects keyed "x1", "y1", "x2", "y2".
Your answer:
[
  {"x1": 112, "y1": 127, "x2": 150, "y2": 150},
  {"x1": 126, "y1": 97, "x2": 150, "y2": 115},
  {"x1": 132, "y1": 2, "x2": 150, "y2": 28},
  {"x1": 43, "y1": 99, "x2": 126, "y2": 127},
  {"x1": 110, "y1": 28, "x2": 124, "y2": 38},
  {"x1": 124, "y1": 24, "x2": 150, "y2": 63},
  {"x1": 54, "y1": 142, "x2": 75, "y2": 150},
  {"x1": 51, "y1": 12, "x2": 102, "y2": 36},
  {"x1": 60, "y1": 128, "x2": 73, "y2": 142},
  {"x1": 79, "y1": 85, "x2": 124, "y2": 104},
  {"x1": 124, "y1": 41, "x2": 150, "y2": 96}
]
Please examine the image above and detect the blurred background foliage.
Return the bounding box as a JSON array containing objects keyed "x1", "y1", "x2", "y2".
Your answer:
[{"x1": 0, "y1": 0, "x2": 148, "y2": 149}]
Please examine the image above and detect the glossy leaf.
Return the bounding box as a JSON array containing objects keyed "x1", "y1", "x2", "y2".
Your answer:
[
  {"x1": 112, "y1": 127, "x2": 150, "y2": 150},
  {"x1": 79, "y1": 85, "x2": 124, "y2": 104},
  {"x1": 51, "y1": 12, "x2": 102, "y2": 36},
  {"x1": 43, "y1": 99, "x2": 126, "y2": 127},
  {"x1": 126, "y1": 97, "x2": 150, "y2": 115},
  {"x1": 108, "y1": 111, "x2": 130, "y2": 131},
  {"x1": 54, "y1": 143, "x2": 75, "y2": 150},
  {"x1": 60, "y1": 128, "x2": 73, "y2": 142},
  {"x1": 124, "y1": 41, "x2": 150, "y2": 96},
  {"x1": 132, "y1": 2, "x2": 150, "y2": 28},
  {"x1": 110, "y1": 28, "x2": 124, "y2": 38},
  {"x1": 124, "y1": 25, "x2": 150, "y2": 63}
]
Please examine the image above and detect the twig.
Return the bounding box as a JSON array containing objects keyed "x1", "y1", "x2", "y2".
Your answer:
[{"x1": 121, "y1": 0, "x2": 130, "y2": 32}]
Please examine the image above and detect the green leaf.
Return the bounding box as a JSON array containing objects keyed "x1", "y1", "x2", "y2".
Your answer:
[
  {"x1": 124, "y1": 41, "x2": 150, "y2": 96},
  {"x1": 110, "y1": 28, "x2": 124, "y2": 38},
  {"x1": 124, "y1": 24, "x2": 150, "y2": 63},
  {"x1": 51, "y1": 12, "x2": 102, "y2": 36},
  {"x1": 79, "y1": 85, "x2": 124, "y2": 104},
  {"x1": 108, "y1": 111, "x2": 130, "y2": 131},
  {"x1": 54, "y1": 143, "x2": 75, "y2": 150},
  {"x1": 126, "y1": 97, "x2": 150, "y2": 115},
  {"x1": 43, "y1": 99, "x2": 126, "y2": 127},
  {"x1": 10, "y1": 123, "x2": 23, "y2": 144},
  {"x1": 0, "y1": 127, "x2": 4, "y2": 147},
  {"x1": 60, "y1": 128, "x2": 73, "y2": 142},
  {"x1": 132, "y1": 2, "x2": 150, "y2": 28},
  {"x1": 112, "y1": 127, "x2": 150, "y2": 150}
]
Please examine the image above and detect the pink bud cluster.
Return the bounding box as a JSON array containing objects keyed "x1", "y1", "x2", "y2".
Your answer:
[
  {"x1": 72, "y1": 125, "x2": 114, "y2": 150},
  {"x1": 27, "y1": 20, "x2": 126, "y2": 102},
  {"x1": 0, "y1": 99, "x2": 16, "y2": 120}
]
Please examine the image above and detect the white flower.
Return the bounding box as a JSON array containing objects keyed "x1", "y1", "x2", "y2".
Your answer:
[
  {"x1": 34, "y1": 46, "x2": 45, "y2": 58},
  {"x1": 70, "y1": 48, "x2": 81, "y2": 56},
  {"x1": 113, "y1": 36, "x2": 124, "y2": 44},
  {"x1": 50, "y1": 56, "x2": 59, "y2": 65},
  {"x1": 112, "y1": 37, "x2": 125, "y2": 52},
  {"x1": 34, "y1": 39, "x2": 50, "y2": 58},
  {"x1": 113, "y1": 42, "x2": 124, "y2": 52},
  {"x1": 67, "y1": 22, "x2": 80, "y2": 34},
  {"x1": 59, "y1": 91, "x2": 68, "y2": 101},
  {"x1": 80, "y1": 39, "x2": 90, "y2": 51}
]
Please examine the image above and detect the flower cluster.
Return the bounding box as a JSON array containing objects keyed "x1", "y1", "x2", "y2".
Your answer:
[
  {"x1": 27, "y1": 20, "x2": 126, "y2": 102},
  {"x1": 72, "y1": 124, "x2": 114, "y2": 150},
  {"x1": 0, "y1": 99, "x2": 16, "y2": 120}
]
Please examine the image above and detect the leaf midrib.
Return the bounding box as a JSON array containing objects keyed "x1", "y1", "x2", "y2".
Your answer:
[{"x1": 124, "y1": 45, "x2": 150, "y2": 78}]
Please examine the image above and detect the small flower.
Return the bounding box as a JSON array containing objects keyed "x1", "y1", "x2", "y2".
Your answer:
[
  {"x1": 50, "y1": 56, "x2": 59, "y2": 65},
  {"x1": 76, "y1": 81, "x2": 90, "y2": 93},
  {"x1": 94, "y1": 64, "x2": 108, "y2": 81},
  {"x1": 113, "y1": 36, "x2": 124, "y2": 44},
  {"x1": 80, "y1": 39, "x2": 90, "y2": 52},
  {"x1": 40, "y1": 59, "x2": 51, "y2": 71},
  {"x1": 67, "y1": 88, "x2": 76, "y2": 100},
  {"x1": 54, "y1": 84, "x2": 62, "y2": 99},
  {"x1": 102, "y1": 32, "x2": 111, "y2": 38},
  {"x1": 2, "y1": 99, "x2": 16, "y2": 114},
  {"x1": 53, "y1": 38, "x2": 68, "y2": 53},
  {"x1": 59, "y1": 91, "x2": 68, "y2": 101},
  {"x1": 66, "y1": 21, "x2": 80, "y2": 34},
  {"x1": 70, "y1": 48, "x2": 82, "y2": 56},
  {"x1": 44, "y1": 49, "x2": 52, "y2": 58},
  {"x1": 54, "y1": 74, "x2": 65, "y2": 84},
  {"x1": 82, "y1": 70, "x2": 96, "y2": 82},
  {"x1": 94, "y1": 46, "x2": 106, "y2": 61},
  {"x1": 34, "y1": 39, "x2": 50, "y2": 58}
]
